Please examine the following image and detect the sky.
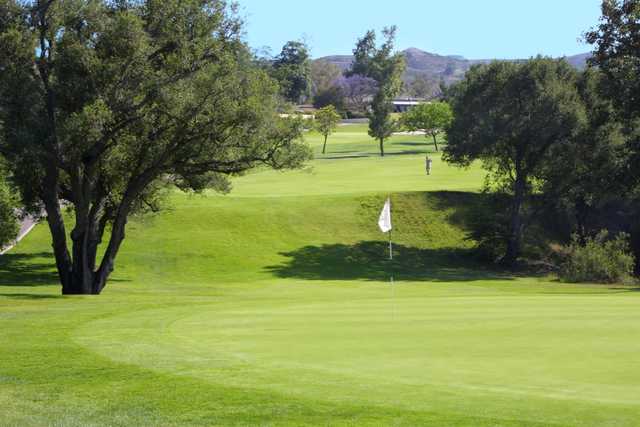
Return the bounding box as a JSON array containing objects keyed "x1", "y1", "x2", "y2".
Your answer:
[{"x1": 237, "y1": 0, "x2": 603, "y2": 60}]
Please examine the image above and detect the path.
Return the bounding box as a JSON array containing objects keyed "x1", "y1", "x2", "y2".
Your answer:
[{"x1": 0, "y1": 214, "x2": 40, "y2": 255}]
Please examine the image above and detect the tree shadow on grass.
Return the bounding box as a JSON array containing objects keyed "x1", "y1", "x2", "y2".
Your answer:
[
  {"x1": 393, "y1": 141, "x2": 430, "y2": 147},
  {"x1": 427, "y1": 191, "x2": 493, "y2": 228},
  {"x1": 0, "y1": 293, "x2": 63, "y2": 300},
  {"x1": 0, "y1": 252, "x2": 131, "y2": 288},
  {"x1": 320, "y1": 154, "x2": 371, "y2": 160},
  {"x1": 0, "y1": 252, "x2": 59, "y2": 287},
  {"x1": 266, "y1": 241, "x2": 512, "y2": 283},
  {"x1": 386, "y1": 150, "x2": 427, "y2": 157},
  {"x1": 320, "y1": 149, "x2": 429, "y2": 160},
  {"x1": 608, "y1": 287, "x2": 640, "y2": 292}
]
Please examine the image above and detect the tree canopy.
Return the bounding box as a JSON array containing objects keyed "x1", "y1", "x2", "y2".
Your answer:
[
  {"x1": 444, "y1": 57, "x2": 586, "y2": 265},
  {"x1": 0, "y1": 157, "x2": 18, "y2": 248},
  {"x1": 402, "y1": 102, "x2": 453, "y2": 151},
  {"x1": 585, "y1": 0, "x2": 640, "y2": 121},
  {"x1": 272, "y1": 40, "x2": 312, "y2": 104},
  {"x1": 348, "y1": 27, "x2": 405, "y2": 156},
  {"x1": 0, "y1": 0, "x2": 311, "y2": 294},
  {"x1": 540, "y1": 68, "x2": 628, "y2": 239},
  {"x1": 406, "y1": 76, "x2": 437, "y2": 99},
  {"x1": 585, "y1": 0, "x2": 640, "y2": 188},
  {"x1": 310, "y1": 60, "x2": 341, "y2": 98},
  {"x1": 314, "y1": 105, "x2": 342, "y2": 155},
  {"x1": 335, "y1": 75, "x2": 377, "y2": 115}
]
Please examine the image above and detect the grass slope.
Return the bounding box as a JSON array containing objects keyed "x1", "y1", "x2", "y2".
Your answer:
[{"x1": 1, "y1": 127, "x2": 639, "y2": 426}]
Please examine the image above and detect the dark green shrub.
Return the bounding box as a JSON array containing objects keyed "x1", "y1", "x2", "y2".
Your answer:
[
  {"x1": 0, "y1": 160, "x2": 18, "y2": 248},
  {"x1": 560, "y1": 231, "x2": 635, "y2": 284}
]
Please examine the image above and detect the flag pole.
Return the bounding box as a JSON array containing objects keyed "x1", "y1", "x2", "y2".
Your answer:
[
  {"x1": 378, "y1": 195, "x2": 395, "y2": 319},
  {"x1": 389, "y1": 197, "x2": 395, "y2": 320},
  {"x1": 388, "y1": 195, "x2": 393, "y2": 261}
]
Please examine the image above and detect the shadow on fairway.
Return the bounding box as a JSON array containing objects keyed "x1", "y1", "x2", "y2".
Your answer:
[
  {"x1": 320, "y1": 147, "x2": 432, "y2": 160},
  {"x1": 0, "y1": 252, "x2": 59, "y2": 287},
  {"x1": 608, "y1": 287, "x2": 640, "y2": 292},
  {"x1": 320, "y1": 154, "x2": 371, "y2": 160},
  {"x1": 0, "y1": 293, "x2": 63, "y2": 300},
  {"x1": 266, "y1": 241, "x2": 511, "y2": 282},
  {"x1": 0, "y1": 252, "x2": 131, "y2": 289},
  {"x1": 393, "y1": 141, "x2": 432, "y2": 148}
]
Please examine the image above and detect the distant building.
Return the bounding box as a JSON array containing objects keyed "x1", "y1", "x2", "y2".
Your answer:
[{"x1": 392, "y1": 98, "x2": 428, "y2": 113}]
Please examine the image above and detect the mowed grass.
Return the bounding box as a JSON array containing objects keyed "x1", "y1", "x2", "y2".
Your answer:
[{"x1": 1, "y1": 126, "x2": 640, "y2": 426}]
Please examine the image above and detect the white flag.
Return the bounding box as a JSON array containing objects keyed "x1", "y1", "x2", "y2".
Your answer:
[{"x1": 378, "y1": 198, "x2": 392, "y2": 233}]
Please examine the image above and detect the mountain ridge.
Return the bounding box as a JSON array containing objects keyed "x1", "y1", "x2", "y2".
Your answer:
[{"x1": 317, "y1": 47, "x2": 591, "y2": 87}]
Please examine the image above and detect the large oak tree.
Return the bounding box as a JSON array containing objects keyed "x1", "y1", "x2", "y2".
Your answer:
[
  {"x1": 0, "y1": 0, "x2": 311, "y2": 294},
  {"x1": 444, "y1": 58, "x2": 586, "y2": 266}
]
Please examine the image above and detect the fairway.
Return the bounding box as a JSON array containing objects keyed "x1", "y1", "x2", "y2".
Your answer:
[{"x1": 1, "y1": 127, "x2": 639, "y2": 426}]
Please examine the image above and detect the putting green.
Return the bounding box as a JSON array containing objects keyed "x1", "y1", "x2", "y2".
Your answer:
[
  {"x1": 75, "y1": 291, "x2": 640, "y2": 422},
  {"x1": 1, "y1": 126, "x2": 639, "y2": 426}
]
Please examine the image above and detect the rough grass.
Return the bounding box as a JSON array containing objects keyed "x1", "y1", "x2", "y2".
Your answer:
[{"x1": 1, "y1": 127, "x2": 639, "y2": 426}]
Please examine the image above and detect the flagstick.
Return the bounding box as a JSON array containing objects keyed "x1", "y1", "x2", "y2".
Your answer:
[
  {"x1": 378, "y1": 196, "x2": 396, "y2": 320},
  {"x1": 389, "y1": 227, "x2": 395, "y2": 320}
]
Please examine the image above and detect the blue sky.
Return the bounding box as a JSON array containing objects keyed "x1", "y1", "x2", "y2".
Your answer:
[{"x1": 237, "y1": 0, "x2": 602, "y2": 59}]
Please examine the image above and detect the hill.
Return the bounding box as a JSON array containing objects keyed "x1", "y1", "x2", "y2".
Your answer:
[{"x1": 319, "y1": 48, "x2": 591, "y2": 86}]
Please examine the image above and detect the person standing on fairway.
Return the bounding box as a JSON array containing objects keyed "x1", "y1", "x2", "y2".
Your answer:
[{"x1": 426, "y1": 155, "x2": 433, "y2": 175}]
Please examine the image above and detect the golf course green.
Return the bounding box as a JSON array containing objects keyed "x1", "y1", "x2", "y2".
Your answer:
[{"x1": 1, "y1": 125, "x2": 639, "y2": 426}]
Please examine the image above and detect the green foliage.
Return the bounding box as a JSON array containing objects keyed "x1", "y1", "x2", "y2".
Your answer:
[
  {"x1": 585, "y1": 0, "x2": 640, "y2": 121},
  {"x1": 348, "y1": 27, "x2": 405, "y2": 156},
  {"x1": 312, "y1": 86, "x2": 345, "y2": 111},
  {"x1": 314, "y1": 106, "x2": 342, "y2": 154},
  {"x1": 582, "y1": 0, "x2": 640, "y2": 270},
  {"x1": 272, "y1": 40, "x2": 312, "y2": 104},
  {"x1": 0, "y1": 0, "x2": 311, "y2": 293},
  {"x1": 444, "y1": 58, "x2": 585, "y2": 173},
  {"x1": 444, "y1": 57, "x2": 586, "y2": 264},
  {"x1": 402, "y1": 102, "x2": 453, "y2": 151},
  {"x1": 560, "y1": 231, "x2": 635, "y2": 283},
  {"x1": 367, "y1": 93, "x2": 398, "y2": 156},
  {"x1": 310, "y1": 59, "x2": 342, "y2": 97},
  {"x1": 406, "y1": 76, "x2": 437, "y2": 99},
  {"x1": 0, "y1": 159, "x2": 18, "y2": 248},
  {"x1": 540, "y1": 68, "x2": 628, "y2": 239}
]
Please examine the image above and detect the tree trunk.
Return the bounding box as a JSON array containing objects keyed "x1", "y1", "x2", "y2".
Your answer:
[
  {"x1": 432, "y1": 133, "x2": 439, "y2": 151},
  {"x1": 40, "y1": 163, "x2": 75, "y2": 293},
  {"x1": 502, "y1": 173, "x2": 526, "y2": 267},
  {"x1": 379, "y1": 138, "x2": 385, "y2": 157},
  {"x1": 322, "y1": 135, "x2": 328, "y2": 154},
  {"x1": 502, "y1": 166, "x2": 527, "y2": 267},
  {"x1": 62, "y1": 217, "x2": 104, "y2": 295},
  {"x1": 66, "y1": 218, "x2": 105, "y2": 295},
  {"x1": 42, "y1": 194, "x2": 73, "y2": 292},
  {"x1": 93, "y1": 208, "x2": 129, "y2": 295},
  {"x1": 574, "y1": 196, "x2": 589, "y2": 243},
  {"x1": 41, "y1": 183, "x2": 124, "y2": 295}
]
